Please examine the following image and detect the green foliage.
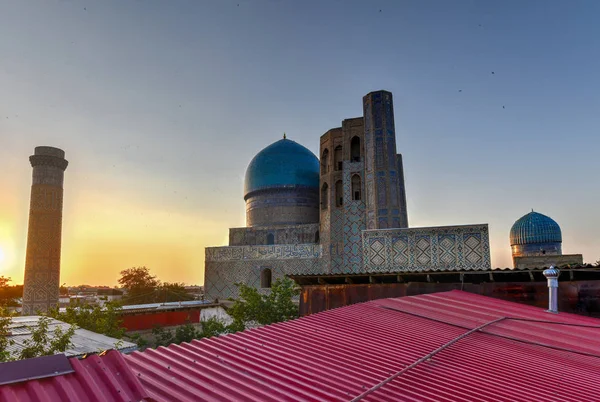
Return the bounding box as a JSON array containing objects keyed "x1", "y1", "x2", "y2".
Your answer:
[
  {"x1": 161, "y1": 282, "x2": 195, "y2": 303},
  {"x1": 151, "y1": 324, "x2": 175, "y2": 348},
  {"x1": 18, "y1": 317, "x2": 76, "y2": 360},
  {"x1": 126, "y1": 333, "x2": 149, "y2": 350},
  {"x1": 0, "y1": 276, "x2": 22, "y2": 307},
  {"x1": 174, "y1": 322, "x2": 197, "y2": 344},
  {"x1": 118, "y1": 268, "x2": 194, "y2": 305},
  {"x1": 139, "y1": 278, "x2": 298, "y2": 350},
  {"x1": 49, "y1": 301, "x2": 125, "y2": 339},
  {"x1": 227, "y1": 277, "x2": 300, "y2": 329},
  {"x1": 0, "y1": 310, "x2": 76, "y2": 362},
  {"x1": 0, "y1": 307, "x2": 14, "y2": 362},
  {"x1": 119, "y1": 266, "x2": 161, "y2": 305}
]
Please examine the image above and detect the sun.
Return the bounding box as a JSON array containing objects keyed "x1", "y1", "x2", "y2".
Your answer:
[{"x1": 0, "y1": 247, "x2": 4, "y2": 265}]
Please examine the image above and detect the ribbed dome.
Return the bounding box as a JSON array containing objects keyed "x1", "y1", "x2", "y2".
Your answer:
[
  {"x1": 510, "y1": 211, "x2": 562, "y2": 246},
  {"x1": 244, "y1": 138, "x2": 319, "y2": 198}
]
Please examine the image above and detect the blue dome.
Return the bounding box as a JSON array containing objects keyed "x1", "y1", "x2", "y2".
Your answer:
[
  {"x1": 510, "y1": 211, "x2": 562, "y2": 246},
  {"x1": 244, "y1": 138, "x2": 319, "y2": 198}
]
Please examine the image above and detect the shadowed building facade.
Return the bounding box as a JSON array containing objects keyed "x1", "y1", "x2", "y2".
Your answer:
[
  {"x1": 22, "y1": 147, "x2": 68, "y2": 315},
  {"x1": 204, "y1": 91, "x2": 491, "y2": 300}
]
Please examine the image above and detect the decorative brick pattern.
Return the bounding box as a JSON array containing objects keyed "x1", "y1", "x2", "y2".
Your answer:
[
  {"x1": 204, "y1": 257, "x2": 324, "y2": 300},
  {"x1": 206, "y1": 244, "x2": 321, "y2": 261},
  {"x1": 229, "y1": 223, "x2": 319, "y2": 246},
  {"x1": 22, "y1": 148, "x2": 68, "y2": 315},
  {"x1": 362, "y1": 225, "x2": 491, "y2": 272}
]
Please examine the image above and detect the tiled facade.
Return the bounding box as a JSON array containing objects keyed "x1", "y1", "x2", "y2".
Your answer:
[
  {"x1": 204, "y1": 245, "x2": 323, "y2": 300},
  {"x1": 229, "y1": 223, "x2": 319, "y2": 246},
  {"x1": 362, "y1": 224, "x2": 491, "y2": 272},
  {"x1": 203, "y1": 90, "x2": 491, "y2": 301}
]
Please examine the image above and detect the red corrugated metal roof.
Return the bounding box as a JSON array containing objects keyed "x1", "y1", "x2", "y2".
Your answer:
[
  {"x1": 125, "y1": 290, "x2": 600, "y2": 402},
  {"x1": 0, "y1": 350, "x2": 152, "y2": 402}
]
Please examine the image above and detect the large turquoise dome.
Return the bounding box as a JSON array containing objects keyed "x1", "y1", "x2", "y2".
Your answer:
[
  {"x1": 510, "y1": 211, "x2": 562, "y2": 246},
  {"x1": 244, "y1": 138, "x2": 319, "y2": 198}
]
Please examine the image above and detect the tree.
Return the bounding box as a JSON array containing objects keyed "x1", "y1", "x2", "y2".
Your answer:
[
  {"x1": 18, "y1": 317, "x2": 76, "y2": 360},
  {"x1": 227, "y1": 277, "x2": 300, "y2": 330},
  {"x1": 0, "y1": 308, "x2": 75, "y2": 362},
  {"x1": 0, "y1": 276, "x2": 22, "y2": 307},
  {"x1": 0, "y1": 308, "x2": 13, "y2": 362},
  {"x1": 118, "y1": 267, "x2": 160, "y2": 305},
  {"x1": 158, "y1": 282, "x2": 194, "y2": 303},
  {"x1": 48, "y1": 301, "x2": 125, "y2": 339}
]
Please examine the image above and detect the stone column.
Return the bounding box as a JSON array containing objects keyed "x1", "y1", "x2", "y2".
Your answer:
[{"x1": 22, "y1": 147, "x2": 68, "y2": 315}]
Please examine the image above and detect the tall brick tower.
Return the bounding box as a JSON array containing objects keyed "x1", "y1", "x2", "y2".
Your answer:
[
  {"x1": 22, "y1": 146, "x2": 68, "y2": 315},
  {"x1": 363, "y1": 90, "x2": 408, "y2": 229}
]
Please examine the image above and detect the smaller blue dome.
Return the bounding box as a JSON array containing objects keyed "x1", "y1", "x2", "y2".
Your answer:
[
  {"x1": 244, "y1": 138, "x2": 319, "y2": 198},
  {"x1": 510, "y1": 211, "x2": 562, "y2": 246}
]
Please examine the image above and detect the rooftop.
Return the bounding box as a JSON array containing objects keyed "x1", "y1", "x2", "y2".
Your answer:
[
  {"x1": 7, "y1": 316, "x2": 137, "y2": 359},
  {"x1": 125, "y1": 290, "x2": 600, "y2": 401},
  {"x1": 3, "y1": 291, "x2": 600, "y2": 401}
]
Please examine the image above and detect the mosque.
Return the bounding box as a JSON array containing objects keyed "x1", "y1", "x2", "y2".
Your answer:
[
  {"x1": 509, "y1": 210, "x2": 583, "y2": 269},
  {"x1": 204, "y1": 90, "x2": 492, "y2": 300}
]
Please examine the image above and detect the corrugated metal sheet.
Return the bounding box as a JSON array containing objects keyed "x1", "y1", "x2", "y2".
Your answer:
[
  {"x1": 0, "y1": 350, "x2": 152, "y2": 402},
  {"x1": 8, "y1": 316, "x2": 137, "y2": 358},
  {"x1": 125, "y1": 290, "x2": 600, "y2": 401}
]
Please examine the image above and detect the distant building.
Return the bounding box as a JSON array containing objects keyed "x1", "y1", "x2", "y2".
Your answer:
[
  {"x1": 510, "y1": 210, "x2": 584, "y2": 269},
  {"x1": 205, "y1": 90, "x2": 492, "y2": 301}
]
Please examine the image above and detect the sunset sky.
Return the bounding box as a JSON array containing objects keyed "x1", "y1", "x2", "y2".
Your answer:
[{"x1": 1, "y1": 0, "x2": 599, "y2": 286}]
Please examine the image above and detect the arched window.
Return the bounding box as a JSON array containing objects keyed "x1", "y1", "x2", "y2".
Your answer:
[
  {"x1": 321, "y1": 183, "x2": 328, "y2": 210},
  {"x1": 321, "y1": 149, "x2": 329, "y2": 175},
  {"x1": 352, "y1": 174, "x2": 361, "y2": 201},
  {"x1": 351, "y1": 136, "x2": 361, "y2": 162},
  {"x1": 335, "y1": 180, "x2": 343, "y2": 207},
  {"x1": 334, "y1": 145, "x2": 343, "y2": 171},
  {"x1": 261, "y1": 268, "x2": 272, "y2": 288},
  {"x1": 314, "y1": 230, "x2": 320, "y2": 243},
  {"x1": 266, "y1": 233, "x2": 274, "y2": 245}
]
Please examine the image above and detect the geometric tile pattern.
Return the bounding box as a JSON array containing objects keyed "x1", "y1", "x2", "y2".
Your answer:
[
  {"x1": 23, "y1": 151, "x2": 68, "y2": 316},
  {"x1": 229, "y1": 223, "x2": 320, "y2": 246},
  {"x1": 363, "y1": 224, "x2": 491, "y2": 272},
  {"x1": 205, "y1": 244, "x2": 321, "y2": 261},
  {"x1": 339, "y1": 161, "x2": 366, "y2": 274}
]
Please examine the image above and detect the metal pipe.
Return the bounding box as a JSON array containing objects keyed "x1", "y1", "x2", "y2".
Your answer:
[{"x1": 543, "y1": 266, "x2": 560, "y2": 313}]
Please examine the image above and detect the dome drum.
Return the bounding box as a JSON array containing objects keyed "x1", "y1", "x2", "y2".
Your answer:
[
  {"x1": 510, "y1": 211, "x2": 563, "y2": 261},
  {"x1": 246, "y1": 187, "x2": 319, "y2": 227},
  {"x1": 511, "y1": 243, "x2": 562, "y2": 259},
  {"x1": 244, "y1": 138, "x2": 320, "y2": 227}
]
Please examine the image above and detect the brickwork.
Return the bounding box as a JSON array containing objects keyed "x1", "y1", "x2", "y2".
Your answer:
[
  {"x1": 203, "y1": 90, "x2": 492, "y2": 302},
  {"x1": 229, "y1": 223, "x2": 319, "y2": 246},
  {"x1": 205, "y1": 245, "x2": 323, "y2": 300},
  {"x1": 245, "y1": 187, "x2": 319, "y2": 227},
  {"x1": 514, "y1": 254, "x2": 583, "y2": 269},
  {"x1": 362, "y1": 224, "x2": 491, "y2": 272},
  {"x1": 363, "y1": 90, "x2": 407, "y2": 230},
  {"x1": 22, "y1": 147, "x2": 68, "y2": 315}
]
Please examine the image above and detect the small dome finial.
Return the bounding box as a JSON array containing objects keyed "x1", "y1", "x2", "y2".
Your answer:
[
  {"x1": 283, "y1": 132, "x2": 286, "y2": 139},
  {"x1": 532, "y1": 208, "x2": 534, "y2": 213}
]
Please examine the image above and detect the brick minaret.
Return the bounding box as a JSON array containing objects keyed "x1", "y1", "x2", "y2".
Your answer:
[{"x1": 22, "y1": 146, "x2": 68, "y2": 315}]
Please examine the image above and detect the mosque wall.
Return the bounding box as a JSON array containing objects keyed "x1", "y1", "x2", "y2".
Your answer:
[
  {"x1": 245, "y1": 187, "x2": 319, "y2": 227},
  {"x1": 204, "y1": 244, "x2": 323, "y2": 300},
  {"x1": 362, "y1": 224, "x2": 491, "y2": 272},
  {"x1": 514, "y1": 254, "x2": 583, "y2": 270},
  {"x1": 229, "y1": 223, "x2": 320, "y2": 246}
]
